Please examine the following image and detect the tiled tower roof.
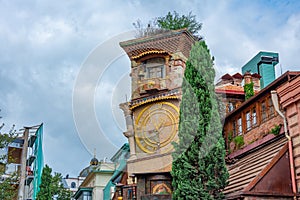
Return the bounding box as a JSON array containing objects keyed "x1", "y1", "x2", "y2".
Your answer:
[{"x1": 120, "y1": 29, "x2": 197, "y2": 60}]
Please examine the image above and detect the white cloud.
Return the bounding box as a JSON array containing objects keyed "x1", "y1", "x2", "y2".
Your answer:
[
  {"x1": 270, "y1": 13, "x2": 300, "y2": 70},
  {"x1": 29, "y1": 17, "x2": 73, "y2": 45}
]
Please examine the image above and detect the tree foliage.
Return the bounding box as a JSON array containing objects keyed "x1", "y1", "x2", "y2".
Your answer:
[
  {"x1": 157, "y1": 11, "x2": 202, "y2": 35},
  {"x1": 0, "y1": 172, "x2": 18, "y2": 200},
  {"x1": 171, "y1": 41, "x2": 229, "y2": 199},
  {"x1": 244, "y1": 82, "x2": 254, "y2": 100},
  {"x1": 0, "y1": 121, "x2": 18, "y2": 200},
  {"x1": 133, "y1": 11, "x2": 202, "y2": 38},
  {"x1": 36, "y1": 165, "x2": 71, "y2": 200}
]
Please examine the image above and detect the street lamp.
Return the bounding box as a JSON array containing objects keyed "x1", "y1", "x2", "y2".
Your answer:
[{"x1": 116, "y1": 183, "x2": 124, "y2": 200}]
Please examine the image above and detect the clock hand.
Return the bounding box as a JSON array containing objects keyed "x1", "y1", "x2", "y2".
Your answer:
[
  {"x1": 151, "y1": 118, "x2": 160, "y2": 131},
  {"x1": 156, "y1": 118, "x2": 166, "y2": 131}
]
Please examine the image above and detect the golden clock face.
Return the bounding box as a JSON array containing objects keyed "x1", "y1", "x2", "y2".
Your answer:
[{"x1": 134, "y1": 101, "x2": 179, "y2": 154}]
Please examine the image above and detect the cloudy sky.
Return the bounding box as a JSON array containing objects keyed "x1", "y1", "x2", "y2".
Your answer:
[{"x1": 0, "y1": 0, "x2": 300, "y2": 176}]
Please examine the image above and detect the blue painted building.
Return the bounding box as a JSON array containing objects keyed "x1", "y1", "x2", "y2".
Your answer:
[{"x1": 242, "y1": 51, "x2": 279, "y2": 89}]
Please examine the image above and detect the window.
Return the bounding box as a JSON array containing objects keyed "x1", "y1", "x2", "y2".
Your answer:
[
  {"x1": 77, "y1": 191, "x2": 92, "y2": 200},
  {"x1": 252, "y1": 108, "x2": 257, "y2": 126},
  {"x1": 245, "y1": 107, "x2": 257, "y2": 132},
  {"x1": 268, "y1": 97, "x2": 275, "y2": 118},
  {"x1": 142, "y1": 58, "x2": 165, "y2": 79},
  {"x1": 147, "y1": 66, "x2": 164, "y2": 78},
  {"x1": 228, "y1": 102, "x2": 235, "y2": 112},
  {"x1": 232, "y1": 117, "x2": 242, "y2": 136},
  {"x1": 232, "y1": 121, "x2": 236, "y2": 136},
  {"x1": 150, "y1": 180, "x2": 172, "y2": 195},
  {"x1": 246, "y1": 111, "x2": 251, "y2": 131},
  {"x1": 237, "y1": 117, "x2": 242, "y2": 135},
  {"x1": 260, "y1": 97, "x2": 275, "y2": 123},
  {"x1": 82, "y1": 191, "x2": 92, "y2": 200},
  {"x1": 261, "y1": 101, "x2": 267, "y2": 122},
  {"x1": 71, "y1": 182, "x2": 76, "y2": 188}
]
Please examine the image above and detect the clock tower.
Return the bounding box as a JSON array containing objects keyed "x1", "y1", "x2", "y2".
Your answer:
[{"x1": 119, "y1": 29, "x2": 196, "y2": 199}]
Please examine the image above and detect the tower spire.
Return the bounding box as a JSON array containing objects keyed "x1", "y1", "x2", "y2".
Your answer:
[{"x1": 90, "y1": 148, "x2": 99, "y2": 166}]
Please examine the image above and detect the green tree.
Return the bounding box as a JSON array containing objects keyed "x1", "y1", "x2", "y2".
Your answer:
[
  {"x1": 133, "y1": 11, "x2": 202, "y2": 38},
  {"x1": 36, "y1": 165, "x2": 52, "y2": 200},
  {"x1": 0, "y1": 123, "x2": 18, "y2": 200},
  {"x1": 171, "y1": 41, "x2": 229, "y2": 199},
  {"x1": 36, "y1": 165, "x2": 71, "y2": 200},
  {"x1": 157, "y1": 11, "x2": 202, "y2": 35},
  {"x1": 52, "y1": 173, "x2": 72, "y2": 200},
  {"x1": 0, "y1": 171, "x2": 18, "y2": 200}
]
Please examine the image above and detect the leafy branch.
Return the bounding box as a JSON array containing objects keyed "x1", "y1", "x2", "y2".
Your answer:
[
  {"x1": 244, "y1": 82, "x2": 254, "y2": 100},
  {"x1": 133, "y1": 11, "x2": 202, "y2": 38}
]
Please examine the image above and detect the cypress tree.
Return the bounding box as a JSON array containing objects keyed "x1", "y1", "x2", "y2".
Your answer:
[{"x1": 171, "y1": 41, "x2": 229, "y2": 199}]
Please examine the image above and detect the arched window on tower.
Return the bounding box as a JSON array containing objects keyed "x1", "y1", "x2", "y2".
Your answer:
[
  {"x1": 143, "y1": 57, "x2": 165, "y2": 79},
  {"x1": 71, "y1": 182, "x2": 76, "y2": 188}
]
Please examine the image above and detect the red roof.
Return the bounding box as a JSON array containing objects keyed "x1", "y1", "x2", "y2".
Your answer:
[
  {"x1": 224, "y1": 136, "x2": 289, "y2": 198},
  {"x1": 221, "y1": 73, "x2": 233, "y2": 80},
  {"x1": 120, "y1": 29, "x2": 196, "y2": 60},
  {"x1": 252, "y1": 73, "x2": 262, "y2": 78},
  {"x1": 215, "y1": 89, "x2": 244, "y2": 95},
  {"x1": 232, "y1": 73, "x2": 243, "y2": 79}
]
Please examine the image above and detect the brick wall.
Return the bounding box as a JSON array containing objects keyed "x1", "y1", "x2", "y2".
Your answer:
[
  {"x1": 244, "y1": 115, "x2": 283, "y2": 145},
  {"x1": 277, "y1": 75, "x2": 300, "y2": 192},
  {"x1": 285, "y1": 102, "x2": 300, "y2": 191}
]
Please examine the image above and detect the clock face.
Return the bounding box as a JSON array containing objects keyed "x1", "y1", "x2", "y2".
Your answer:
[{"x1": 134, "y1": 101, "x2": 179, "y2": 154}]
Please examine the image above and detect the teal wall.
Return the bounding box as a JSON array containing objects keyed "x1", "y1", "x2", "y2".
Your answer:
[
  {"x1": 103, "y1": 181, "x2": 115, "y2": 200},
  {"x1": 103, "y1": 143, "x2": 129, "y2": 200},
  {"x1": 259, "y1": 63, "x2": 275, "y2": 88},
  {"x1": 241, "y1": 51, "x2": 279, "y2": 88}
]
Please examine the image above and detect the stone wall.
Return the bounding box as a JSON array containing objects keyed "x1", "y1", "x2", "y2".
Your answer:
[
  {"x1": 127, "y1": 153, "x2": 172, "y2": 175},
  {"x1": 130, "y1": 56, "x2": 185, "y2": 100}
]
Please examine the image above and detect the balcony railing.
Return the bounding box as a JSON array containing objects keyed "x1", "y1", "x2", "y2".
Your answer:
[{"x1": 139, "y1": 78, "x2": 170, "y2": 94}]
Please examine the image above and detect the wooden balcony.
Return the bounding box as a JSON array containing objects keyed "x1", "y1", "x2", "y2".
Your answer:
[{"x1": 139, "y1": 78, "x2": 170, "y2": 94}]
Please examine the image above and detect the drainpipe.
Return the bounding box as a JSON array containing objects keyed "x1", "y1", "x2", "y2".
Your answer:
[{"x1": 271, "y1": 90, "x2": 297, "y2": 198}]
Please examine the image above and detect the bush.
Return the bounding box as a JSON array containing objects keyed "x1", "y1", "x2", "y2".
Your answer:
[
  {"x1": 270, "y1": 125, "x2": 281, "y2": 135},
  {"x1": 244, "y1": 82, "x2": 254, "y2": 100},
  {"x1": 233, "y1": 135, "x2": 244, "y2": 149}
]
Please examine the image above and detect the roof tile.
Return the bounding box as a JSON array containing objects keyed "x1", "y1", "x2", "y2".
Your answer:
[{"x1": 224, "y1": 136, "x2": 287, "y2": 196}]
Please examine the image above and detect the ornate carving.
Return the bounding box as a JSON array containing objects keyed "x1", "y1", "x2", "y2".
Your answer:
[
  {"x1": 119, "y1": 102, "x2": 132, "y2": 116},
  {"x1": 123, "y1": 131, "x2": 134, "y2": 138}
]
